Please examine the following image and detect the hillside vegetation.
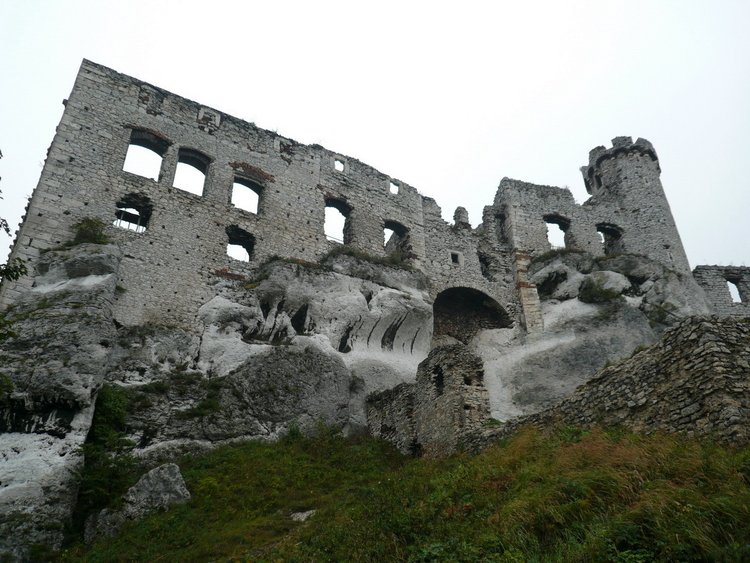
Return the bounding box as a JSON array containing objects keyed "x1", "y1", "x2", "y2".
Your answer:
[{"x1": 63, "y1": 426, "x2": 750, "y2": 562}]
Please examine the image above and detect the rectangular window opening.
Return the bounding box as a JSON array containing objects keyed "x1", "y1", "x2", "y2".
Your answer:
[
  {"x1": 389, "y1": 181, "x2": 399, "y2": 194},
  {"x1": 334, "y1": 159, "x2": 345, "y2": 172}
]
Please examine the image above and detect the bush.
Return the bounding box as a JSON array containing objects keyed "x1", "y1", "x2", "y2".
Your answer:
[
  {"x1": 71, "y1": 218, "x2": 109, "y2": 245},
  {"x1": 320, "y1": 245, "x2": 413, "y2": 270},
  {"x1": 579, "y1": 277, "x2": 624, "y2": 303},
  {"x1": 72, "y1": 385, "x2": 138, "y2": 534}
]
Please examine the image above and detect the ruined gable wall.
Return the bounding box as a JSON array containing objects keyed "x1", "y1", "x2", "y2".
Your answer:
[
  {"x1": 1, "y1": 61, "x2": 505, "y2": 326},
  {"x1": 693, "y1": 266, "x2": 750, "y2": 317}
]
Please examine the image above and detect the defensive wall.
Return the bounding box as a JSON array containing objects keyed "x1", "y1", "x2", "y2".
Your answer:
[{"x1": 1, "y1": 60, "x2": 747, "y2": 332}]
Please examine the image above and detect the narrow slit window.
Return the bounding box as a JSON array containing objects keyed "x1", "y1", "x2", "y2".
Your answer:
[
  {"x1": 231, "y1": 178, "x2": 262, "y2": 214},
  {"x1": 727, "y1": 280, "x2": 742, "y2": 303},
  {"x1": 122, "y1": 129, "x2": 169, "y2": 180},
  {"x1": 174, "y1": 148, "x2": 210, "y2": 196},
  {"x1": 226, "y1": 225, "x2": 255, "y2": 262}
]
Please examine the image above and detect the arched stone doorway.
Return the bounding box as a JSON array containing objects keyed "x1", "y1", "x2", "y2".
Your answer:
[{"x1": 433, "y1": 287, "x2": 512, "y2": 344}]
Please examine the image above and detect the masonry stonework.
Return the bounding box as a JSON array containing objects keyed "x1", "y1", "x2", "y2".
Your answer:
[{"x1": 2, "y1": 60, "x2": 745, "y2": 333}]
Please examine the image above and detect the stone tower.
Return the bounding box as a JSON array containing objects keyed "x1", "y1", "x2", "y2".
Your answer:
[{"x1": 581, "y1": 136, "x2": 691, "y2": 273}]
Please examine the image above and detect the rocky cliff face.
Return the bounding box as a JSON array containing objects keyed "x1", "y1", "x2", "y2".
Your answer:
[
  {"x1": 475, "y1": 251, "x2": 712, "y2": 420},
  {"x1": 0, "y1": 244, "x2": 121, "y2": 558},
  {"x1": 0, "y1": 244, "x2": 720, "y2": 559}
]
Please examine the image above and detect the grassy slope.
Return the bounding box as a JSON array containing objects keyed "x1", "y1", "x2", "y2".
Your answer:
[{"x1": 63, "y1": 426, "x2": 750, "y2": 562}]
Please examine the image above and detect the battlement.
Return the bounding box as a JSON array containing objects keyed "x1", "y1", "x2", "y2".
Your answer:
[{"x1": 581, "y1": 136, "x2": 660, "y2": 196}]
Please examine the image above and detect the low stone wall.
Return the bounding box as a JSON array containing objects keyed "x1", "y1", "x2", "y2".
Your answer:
[{"x1": 490, "y1": 316, "x2": 750, "y2": 445}]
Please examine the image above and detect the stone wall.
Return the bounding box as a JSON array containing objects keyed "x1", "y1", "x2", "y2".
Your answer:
[
  {"x1": 693, "y1": 265, "x2": 750, "y2": 317},
  {"x1": 4, "y1": 60, "x2": 739, "y2": 337},
  {"x1": 491, "y1": 316, "x2": 750, "y2": 445},
  {"x1": 0, "y1": 60, "x2": 513, "y2": 328},
  {"x1": 367, "y1": 344, "x2": 491, "y2": 458}
]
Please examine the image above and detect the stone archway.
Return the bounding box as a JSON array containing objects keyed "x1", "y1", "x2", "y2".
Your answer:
[{"x1": 433, "y1": 287, "x2": 512, "y2": 344}]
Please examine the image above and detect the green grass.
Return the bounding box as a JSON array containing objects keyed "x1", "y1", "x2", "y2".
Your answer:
[{"x1": 62, "y1": 426, "x2": 750, "y2": 562}]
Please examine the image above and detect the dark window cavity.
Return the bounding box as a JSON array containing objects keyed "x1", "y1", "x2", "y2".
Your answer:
[
  {"x1": 122, "y1": 129, "x2": 170, "y2": 180},
  {"x1": 174, "y1": 148, "x2": 210, "y2": 196},
  {"x1": 113, "y1": 193, "x2": 153, "y2": 233},
  {"x1": 727, "y1": 279, "x2": 742, "y2": 303},
  {"x1": 495, "y1": 213, "x2": 509, "y2": 244},
  {"x1": 383, "y1": 220, "x2": 410, "y2": 259},
  {"x1": 543, "y1": 214, "x2": 570, "y2": 249},
  {"x1": 596, "y1": 223, "x2": 624, "y2": 255},
  {"x1": 324, "y1": 198, "x2": 351, "y2": 244},
  {"x1": 478, "y1": 252, "x2": 493, "y2": 281},
  {"x1": 226, "y1": 225, "x2": 255, "y2": 262},
  {"x1": 231, "y1": 178, "x2": 262, "y2": 214}
]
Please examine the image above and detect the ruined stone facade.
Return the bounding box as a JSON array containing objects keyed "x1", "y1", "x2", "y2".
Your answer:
[
  {"x1": 693, "y1": 266, "x2": 750, "y2": 317},
  {"x1": 1, "y1": 60, "x2": 746, "y2": 333},
  {"x1": 2, "y1": 60, "x2": 750, "y2": 559}
]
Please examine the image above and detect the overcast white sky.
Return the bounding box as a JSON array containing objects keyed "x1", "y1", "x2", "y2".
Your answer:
[{"x1": 1, "y1": 0, "x2": 749, "y2": 268}]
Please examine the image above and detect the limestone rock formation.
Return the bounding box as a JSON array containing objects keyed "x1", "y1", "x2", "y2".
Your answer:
[
  {"x1": 113, "y1": 258, "x2": 433, "y2": 457},
  {"x1": 473, "y1": 251, "x2": 714, "y2": 421},
  {"x1": 84, "y1": 463, "x2": 191, "y2": 543},
  {"x1": 0, "y1": 244, "x2": 121, "y2": 558}
]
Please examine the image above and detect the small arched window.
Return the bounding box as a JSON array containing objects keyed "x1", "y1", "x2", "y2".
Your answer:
[
  {"x1": 174, "y1": 148, "x2": 211, "y2": 196},
  {"x1": 231, "y1": 178, "x2": 263, "y2": 214},
  {"x1": 226, "y1": 225, "x2": 255, "y2": 262},
  {"x1": 122, "y1": 129, "x2": 170, "y2": 180},
  {"x1": 113, "y1": 193, "x2": 153, "y2": 233},
  {"x1": 383, "y1": 220, "x2": 410, "y2": 257},
  {"x1": 596, "y1": 223, "x2": 624, "y2": 255}
]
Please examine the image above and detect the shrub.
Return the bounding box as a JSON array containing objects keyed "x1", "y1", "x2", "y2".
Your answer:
[
  {"x1": 71, "y1": 218, "x2": 109, "y2": 245},
  {"x1": 320, "y1": 245, "x2": 413, "y2": 270},
  {"x1": 72, "y1": 384, "x2": 138, "y2": 533},
  {"x1": 579, "y1": 277, "x2": 624, "y2": 303}
]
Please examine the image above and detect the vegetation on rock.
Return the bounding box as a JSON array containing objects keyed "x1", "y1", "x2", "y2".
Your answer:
[
  {"x1": 70, "y1": 218, "x2": 109, "y2": 246},
  {"x1": 72, "y1": 385, "x2": 138, "y2": 533}
]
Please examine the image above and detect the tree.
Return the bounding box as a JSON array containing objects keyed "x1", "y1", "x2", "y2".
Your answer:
[{"x1": 0, "y1": 149, "x2": 28, "y2": 284}]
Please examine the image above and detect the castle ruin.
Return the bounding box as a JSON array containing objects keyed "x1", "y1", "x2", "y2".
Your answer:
[
  {"x1": 2, "y1": 60, "x2": 747, "y2": 332},
  {"x1": 1, "y1": 60, "x2": 749, "y2": 558}
]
